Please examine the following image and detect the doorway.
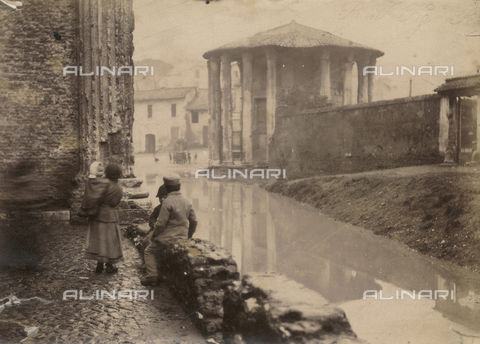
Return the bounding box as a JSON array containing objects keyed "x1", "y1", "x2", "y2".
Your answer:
[{"x1": 145, "y1": 134, "x2": 156, "y2": 153}]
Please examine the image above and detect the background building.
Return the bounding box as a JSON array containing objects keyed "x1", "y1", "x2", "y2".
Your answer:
[{"x1": 133, "y1": 87, "x2": 196, "y2": 153}]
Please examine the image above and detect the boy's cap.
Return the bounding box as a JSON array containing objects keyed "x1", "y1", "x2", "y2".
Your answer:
[
  {"x1": 156, "y1": 185, "x2": 168, "y2": 197},
  {"x1": 163, "y1": 173, "x2": 181, "y2": 186}
]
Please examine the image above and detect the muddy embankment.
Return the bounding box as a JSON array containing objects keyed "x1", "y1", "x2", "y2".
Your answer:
[{"x1": 265, "y1": 169, "x2": 480, "y2": 273}]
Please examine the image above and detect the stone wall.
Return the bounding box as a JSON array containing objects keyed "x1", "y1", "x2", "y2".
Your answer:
[
  {"x1": 223, "y1": 273, "x2": 366, "y2": 344},
  {"x1": 0, "y1": 0, "x2": 138, "y2": 218},
  {"x1": 0, "y1": 0, "x2": 80, "y2": 206},
  {"x1": 127, "y1": 226, "x2": 366, "y2": 343},
  {"x1": 270, "y1": 94, "x2": 443, "y2": 178},
  {"x1": 125, "y1": 225, "x2": 239, "y2": 341}
]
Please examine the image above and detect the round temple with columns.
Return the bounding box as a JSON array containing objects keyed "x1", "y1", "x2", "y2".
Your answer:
[{"x1": 203, "y1": 20, "x2": 384, "y2": 165}]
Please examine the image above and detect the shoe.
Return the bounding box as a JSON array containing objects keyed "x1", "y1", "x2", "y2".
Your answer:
[
  {"x1": 95, "y1": 262, "x2": 104, "y2": 274},
  {"x1": 141, "y1": 277, "x2": 159, "y2": 286},
  {"x1": 105, "y1": 263, "x2": 118, "y2": 273}
]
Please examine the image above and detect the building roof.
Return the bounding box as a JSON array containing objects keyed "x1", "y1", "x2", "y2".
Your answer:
[
  {"x1": 434, "y1": 74, "x2": 480, "y2": 93},
  {"x1": 186, "y1": 89, "x2": 208, "y2": 111},
  {"x1": 135, "y1": 87, "x2": 196, "y2": 101},
  {"x1": 203, "y1": 20, "x2": 384, "y2": 59}
]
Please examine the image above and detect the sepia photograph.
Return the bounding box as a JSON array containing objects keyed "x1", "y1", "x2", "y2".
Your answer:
[{"x1": 1, "y1": 0, "x2": 480, "y2": 343}]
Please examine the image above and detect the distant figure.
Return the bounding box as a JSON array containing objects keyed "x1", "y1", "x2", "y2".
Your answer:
[
  {"x1": 83, "y1": 163, "x2": 124, "y2": 274},
  {"x1": 169, "y1": 152, "x2": 172, "y2": 163},
  {"x1": 188, "y1": 152, "x2": 191, "y2": 164},
  {"x1": 194, "y1": 153, "x2": 197, "y2": 164},
  {"x1": 154, "y1": 157, "x2": 159, "y2": 163}
]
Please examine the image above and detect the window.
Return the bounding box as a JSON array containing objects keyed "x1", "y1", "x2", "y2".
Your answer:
[
  {"x1": 171, "y1": 104, "x2": 176, "y2": 117},
  {"x1": 148, "y1": 104, "x2": 152, "y2": 118},
  {"x1": 191, "y1": 111, "x2": 199, "y2": 123}
]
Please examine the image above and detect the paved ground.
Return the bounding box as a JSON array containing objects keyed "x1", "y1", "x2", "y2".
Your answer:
[{"x1": 0, "y1": 223, "x2": 207, "y2": 344}]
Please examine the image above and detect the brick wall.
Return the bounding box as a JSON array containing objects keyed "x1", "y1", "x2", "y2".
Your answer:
[
  {"x1": 0, "y1": 0, "x2": 136, "y2": 210},
  {"x1": 270, "y1": 94, "x2": 443, "y2": 178},
  {"x1": 0, "y1": 0, "x2": 79, "y2": 205}
]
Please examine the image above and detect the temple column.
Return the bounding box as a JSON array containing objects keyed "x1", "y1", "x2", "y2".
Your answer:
[
  {"x1": 319, "y1": 50, "x2": 331, "y2": 100},
  {"x1": 210, "y1": 56, "x2": 222, "y2": 163},
  {"x1": 367, "y1": 56, "x2": 376, "y2": 103},
  {"x1": 207, "y1": 60, "x2": 214, "y2": 160},
  {"x1": 357, "y1": 57, "x2": 368, "y2": 103},
  {"x1": 221, "y1": 55, "x2": 232, "y2": 163},
  {"x1": 72, "y1": 0, "x2": 140, "y2": 225},
  {"x1": 342, "y1": 54, "x2": 354, "y2": 105},
  {"x1": 438, "y1": 95, "x2": 449, "y2": 156},
  {"x1": 266, "y1": 47, "x2": 277, "y2": 163},
  {"x1": 242, "y1": 52, "x2": 253, "y2": 164},
  {"x1": 446, "y1": 96, "x2": 458, "y2": 163}
]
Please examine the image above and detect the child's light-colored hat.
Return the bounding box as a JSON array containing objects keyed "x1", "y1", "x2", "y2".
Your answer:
[{"x1": 88, "y1": 162, "x2": 104, "y2": 179}]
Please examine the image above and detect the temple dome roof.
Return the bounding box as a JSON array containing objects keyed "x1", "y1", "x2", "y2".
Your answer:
[{"x1": 203, "y1": 20, "x2": 384, "y2": 59}]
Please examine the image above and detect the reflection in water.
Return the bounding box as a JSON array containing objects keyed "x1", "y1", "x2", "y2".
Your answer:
[{"x1": 139, "y1": 174, "x2": 480, "y2": 342}]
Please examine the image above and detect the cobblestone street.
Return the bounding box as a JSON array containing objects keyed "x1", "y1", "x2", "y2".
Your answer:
[{"x1": 0, "y1": 224, "x2": 206, "y2": 344}]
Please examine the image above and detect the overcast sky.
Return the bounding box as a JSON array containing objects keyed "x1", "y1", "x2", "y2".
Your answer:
[{"x1": 133, "y1": 0, "x2": 480, "y2": 96}]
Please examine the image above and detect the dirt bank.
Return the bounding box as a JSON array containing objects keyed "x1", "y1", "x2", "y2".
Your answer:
[{"x1": 265, "y1": 166, "x2": 480, "y2": 273}]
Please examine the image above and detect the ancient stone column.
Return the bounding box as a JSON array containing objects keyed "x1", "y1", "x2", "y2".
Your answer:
[
  {"x1": 367, "y1": 56, "x2": 376, "y2": 103},
  {"x1": 266, "y1": 47, "x2": 277, "y2": 163},
  {"x1": 319, "y1": 50, "x2": 331, "y2": 100},
  {"x1": 342, "y1": 54, "x2": 354, "y2": 105},
  {"x1": 357, "y1": 57, "x2": 368, "y2": 103},
  {"x1": 438, "y1": 95, "x2": 450, "y2": 155},
  {"x1": 242, "y1": 52, "x2": 253, "y2": 164},
  {"x1": 221, "y1": 55, "x2": 233, "y2": 163},
  {"x1": 210, "y1": 56, "x2": 222, "y2": 163},
  {"x1": 446, "y1": 96, "x2": 458, "y2": 163},
  {"x1": 207, "y1": 60, "x2": 214, "y2": 161},
  {"x1": 72, "y1": 0, "x2": 152, "y2": 224}
]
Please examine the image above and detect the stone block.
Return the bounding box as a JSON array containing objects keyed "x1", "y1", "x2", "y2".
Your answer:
[
  {"x1": 36, "y1": 210, "x2": 70, "y2": 223},
  {"x1": 118, "y1": 209, "x2": 150, "y2": 225},
  {"x1": 223, "y1": 272, "x2": 365, "y2": 344},
  {"x1": 122, "y1": 188, "x2": 149, "y2": 199},
  {"x1": 118, "y1": 178, "x2": 143, "y2": 188},
  {"x1": 193, "y1": 265, "x2": 239, "y2": 280},
  {"x1": 119, "y1": 199, "x2": 152, "y2": 211}
]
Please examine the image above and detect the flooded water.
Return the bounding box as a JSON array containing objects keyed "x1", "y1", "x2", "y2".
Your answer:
[{"x1": 135, "y1": 155, "x2": 480, "y2": 344}]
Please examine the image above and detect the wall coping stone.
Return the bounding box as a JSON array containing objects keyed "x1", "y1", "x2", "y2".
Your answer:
[
  {"x1": 279, "y1": 93, "x2": 441, "y2": 118},
  {"x1": 222, "y1": 272, "x2": 367, "y2": 344}
]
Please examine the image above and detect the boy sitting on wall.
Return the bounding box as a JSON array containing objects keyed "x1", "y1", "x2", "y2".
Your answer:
[{"x1": 141, "y1": 173, "x2": 197, "y2": 286}]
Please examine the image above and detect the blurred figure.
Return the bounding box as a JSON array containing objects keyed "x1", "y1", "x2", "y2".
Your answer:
[
  {"x1": 194, "y1": 152, "x2": 197, "y2": 164},
  {"x1": 0, "y1": 160, "x2": 48, "y2": 270},
  {"x1": 83, "y1": 163, "x2": 124, "y2": 274}
]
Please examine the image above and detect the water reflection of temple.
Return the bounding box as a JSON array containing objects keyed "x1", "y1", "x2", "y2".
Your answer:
[{"x1": 142, "y1": 174, "x2": 480, "y2": 331}]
